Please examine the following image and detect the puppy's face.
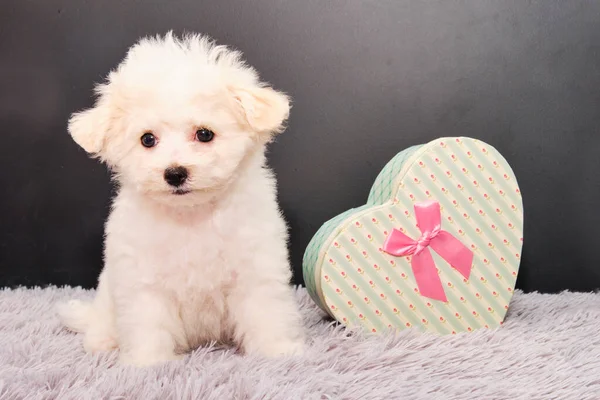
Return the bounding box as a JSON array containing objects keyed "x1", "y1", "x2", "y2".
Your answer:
[{"x1": 68, "y1": 33, "x2": 289, "y2": 206}]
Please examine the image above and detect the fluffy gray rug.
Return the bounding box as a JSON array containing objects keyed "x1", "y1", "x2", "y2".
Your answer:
[{"x1": 0, "y1": 287, "x2": 599, "y2": 400}]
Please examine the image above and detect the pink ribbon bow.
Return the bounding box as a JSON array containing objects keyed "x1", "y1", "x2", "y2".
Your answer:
[{"x1": 383, "y1": 200, "x2": 473, "y2": 302}]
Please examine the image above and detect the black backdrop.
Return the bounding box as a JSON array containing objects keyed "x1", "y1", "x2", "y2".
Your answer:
[{"x1": 1, "y1": 1, "x2": 599, "y2": 292}]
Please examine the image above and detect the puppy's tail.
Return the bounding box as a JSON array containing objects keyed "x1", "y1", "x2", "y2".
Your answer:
[{"x1": 56, "y1": 300, "x2": 93, "y2": 333}]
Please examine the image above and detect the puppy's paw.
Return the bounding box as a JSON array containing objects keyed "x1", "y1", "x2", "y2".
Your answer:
[
  {"x1": 119, "y1": 351, "x2": 183, "y2": 367},
  {"x1": 83, "y1": 333, "x2": 118, "y2": 354}
]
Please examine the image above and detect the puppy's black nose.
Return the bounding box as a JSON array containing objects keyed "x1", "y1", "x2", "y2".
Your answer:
[{"x1": 164, "y1": 166, "x2": 189, "y2": 187}]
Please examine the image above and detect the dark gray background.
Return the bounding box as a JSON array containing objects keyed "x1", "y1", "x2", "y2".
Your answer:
[{"x1": 1, "y1": 1, "x2": 599, "y2": 292}]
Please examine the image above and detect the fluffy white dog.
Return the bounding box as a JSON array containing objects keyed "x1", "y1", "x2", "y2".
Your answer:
[{"x1": 57, "y1": 32, "x2": 305, "y2": 366}]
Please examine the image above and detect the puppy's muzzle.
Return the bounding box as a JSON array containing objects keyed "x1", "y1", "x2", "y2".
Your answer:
[{"x1": 164, "y1": 166, "x2": 189, "y2": 187}]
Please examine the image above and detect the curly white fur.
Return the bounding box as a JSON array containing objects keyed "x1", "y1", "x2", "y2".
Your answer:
[{"x1": 56, "y1": 32, "x2": 304, "y2": 367}]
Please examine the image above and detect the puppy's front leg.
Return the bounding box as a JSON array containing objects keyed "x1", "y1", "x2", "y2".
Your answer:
[
  {"x1": 116, "y1": 291, "x2": 185, "y2": 367},
  {"x1": 228, "y1": 263, "x2": 305, "y2": 357}
]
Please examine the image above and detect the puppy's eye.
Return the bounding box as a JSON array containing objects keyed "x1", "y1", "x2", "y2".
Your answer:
[
  {"x1": 140, "y1": 132, "x2": 156, "y2": 148},
  {"x1": 195, "y1": 128, "x2": 214, "y2": 143}
]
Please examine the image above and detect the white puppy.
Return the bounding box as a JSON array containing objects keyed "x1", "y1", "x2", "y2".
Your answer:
[{"x1": 57, "y1": 32, "x2": 304, "y2": 366}]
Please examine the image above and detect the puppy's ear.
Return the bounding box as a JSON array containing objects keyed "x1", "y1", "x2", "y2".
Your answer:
[
  {"x1": 231, "y1": 86, "x2": 290, "y2": 139},
  {"x1": 68, "y1": 103, "x2": 111, "y2": 156}
]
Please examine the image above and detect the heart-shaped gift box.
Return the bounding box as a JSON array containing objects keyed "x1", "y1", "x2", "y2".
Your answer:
[{"x1": 303, "y1": 137, "x2": 523, "y2": 334}]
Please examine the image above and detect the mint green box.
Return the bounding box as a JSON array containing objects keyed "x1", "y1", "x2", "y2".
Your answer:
[{"x1": 303, "y1": 137, "x2": 523, "y2": 334}]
